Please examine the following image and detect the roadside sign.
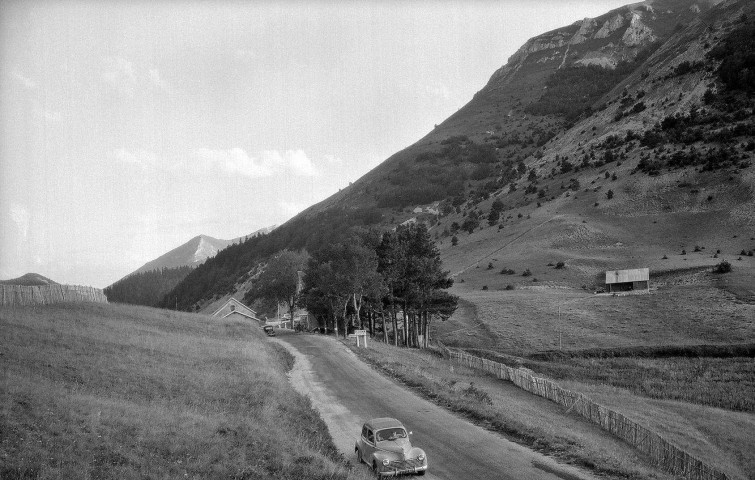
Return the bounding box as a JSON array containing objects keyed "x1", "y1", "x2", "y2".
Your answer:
[{"x1": 353, "y1": 329, "x2": 368, "y2": 347}]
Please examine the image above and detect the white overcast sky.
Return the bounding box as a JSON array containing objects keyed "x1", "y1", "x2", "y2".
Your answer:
[{"x1": 1, "y1": 0, "x2": 629, "y2": 287}]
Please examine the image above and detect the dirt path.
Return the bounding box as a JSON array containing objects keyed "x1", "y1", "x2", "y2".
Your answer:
[{"x1": 273, "y1": 332, "x2": 600, "y2": 480}]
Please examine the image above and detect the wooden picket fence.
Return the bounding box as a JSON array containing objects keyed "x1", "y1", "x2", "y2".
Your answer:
[
  {"x1": 437, "y1": 343, "x2": 730, "y2": 480},
  {"x1": 0, "y1": 284, "x2": 108, "y2": 306}
]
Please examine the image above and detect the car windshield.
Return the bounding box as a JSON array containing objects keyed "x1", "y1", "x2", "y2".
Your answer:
[{"x1": 376, "y1": 427, "x2": 407, "y2": 442}]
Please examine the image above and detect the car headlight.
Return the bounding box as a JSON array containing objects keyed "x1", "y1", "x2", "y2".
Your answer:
[
  {"x1": 382, "y1": 459, "x2": 390, "y2": 466},
  {"x1": 418, "y1": 453, "x2": 425, "y2": 461}
]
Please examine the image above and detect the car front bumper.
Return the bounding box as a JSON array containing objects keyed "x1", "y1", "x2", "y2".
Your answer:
[{"x1": 378, "y1": 459, "x2": 427, "y2": 476}]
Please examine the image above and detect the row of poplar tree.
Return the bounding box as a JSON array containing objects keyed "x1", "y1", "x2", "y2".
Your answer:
[{"x1": 245, "y1": 223, "x2": 458, "y2": 348}]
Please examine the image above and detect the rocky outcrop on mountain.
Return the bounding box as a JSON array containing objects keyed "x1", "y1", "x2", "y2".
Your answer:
[
  {"x1": 570, "y1": 18, "x2": 598, "y2": 45},
  {"x1": 488, "y1": 0, "x2": 721, "y2": 87},
  {"x1": 622, "y1": 11, "x2": 657, "y2": 46},
  {"x1": 491, "y1": 29, "x2": 575, "y2": 83},
  {"x1": 594, "y1": 13, "x2": 627, "y2": 39}
]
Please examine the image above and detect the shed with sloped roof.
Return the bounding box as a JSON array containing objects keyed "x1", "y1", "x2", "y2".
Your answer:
[{"x1": 605, "y1": 268, "x2": 649, "y2": 293}]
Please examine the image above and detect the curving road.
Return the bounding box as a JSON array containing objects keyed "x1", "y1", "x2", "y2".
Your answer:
[{"x1": 273, "y1": 332, "x2": 597, "y2": 480}]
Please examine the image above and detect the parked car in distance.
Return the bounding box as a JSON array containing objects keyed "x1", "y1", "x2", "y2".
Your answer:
[
  {"x1": 262, "y1": 325, "x2": 276, "y2": 337},
  {"x1": 355, "y1": 417, "x2": 427, "y2": 476}
]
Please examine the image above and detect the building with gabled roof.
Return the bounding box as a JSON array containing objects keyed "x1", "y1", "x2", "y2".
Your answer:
[
  {"x1": 605, "y1": 268, "x2": 650, "y2": 293},
  {"x1": 211, "y1": 297, "x2": 261, "y2": 322}
]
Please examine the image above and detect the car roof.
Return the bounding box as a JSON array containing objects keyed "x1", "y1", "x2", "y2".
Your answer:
[{"x1": 365, "y1": 417, "x2": 405, "y2": 430}]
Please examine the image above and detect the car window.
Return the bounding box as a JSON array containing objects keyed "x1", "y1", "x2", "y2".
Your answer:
[
  {"x1": 367, "y1": 429, "x2": 374, "y2": 443},
  {"x1": 361, "y1": 425, "x2": 369, "y2": 439},
  {"x1": 376, "y1": 427, "x2": 407, "y2": 442}
]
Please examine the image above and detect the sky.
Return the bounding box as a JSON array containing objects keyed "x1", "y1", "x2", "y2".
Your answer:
[{"x1": 0, "y1": 0, "x2": 630, "y2": 288}]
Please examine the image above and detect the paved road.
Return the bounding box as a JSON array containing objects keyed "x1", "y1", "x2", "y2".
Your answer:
[{"x1": 274, "y1": 332, "x2": 597, "y2": 480}]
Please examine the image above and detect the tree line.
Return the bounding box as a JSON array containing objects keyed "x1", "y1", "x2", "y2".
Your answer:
[
  {"x1": 245, "y1": 224, "x2": 458, "y2": 349},
  {"x1": 105, "y1": 266, "x2": 193, "y2": 307}
]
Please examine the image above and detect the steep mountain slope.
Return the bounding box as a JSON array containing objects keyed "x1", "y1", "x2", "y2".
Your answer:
[
  {"x1": 106, "y1": 226, "x2": 275, "y2": 307},
  {"x1": 160, "y1": 4, "x2": 754, "y2": 477},
  {"x1": 165, "y1": 0, "x2": 754, "y2": 311},
  {"x1": 124, "y1": 226, "x2": 275, "y2": 278},
  {"x1": 0, "y1": 273, "x2": 58, "y2": 286},
  {"x1": 132, "y1": 235, "x2": 231, "y2": 275}
]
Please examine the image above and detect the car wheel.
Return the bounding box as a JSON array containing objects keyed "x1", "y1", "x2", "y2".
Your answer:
[{"x1": 416, "y1": 470, "x2": 426, "y2": 476}]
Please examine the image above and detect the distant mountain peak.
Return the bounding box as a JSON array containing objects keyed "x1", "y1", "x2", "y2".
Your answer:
[
  {"x1": 0, "y1": 273, "x2": 59, "y2": 286},
  {"x1": 123, "y1": 225, "x2": 277, "y2": 279},
  {"x1": 194, "y1": 235, "x2": 222, "y2": 263}
]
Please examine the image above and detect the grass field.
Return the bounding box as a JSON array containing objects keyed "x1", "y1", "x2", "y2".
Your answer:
[
  {"x1": 345, "y1": 339, "x2": 673, "y2": 480},
  {"x1": 428, "y1": 281, "x2": 755, "y2": 480},
  {"x1": 0, "y1": 302, "x2": 370, "y2": 480},
  {"x1": 519, "y1": 355, "x2": 755, "y2": 412},
  {"x1": 345, "y1": 337, "x2": 754, "y2": 480}
]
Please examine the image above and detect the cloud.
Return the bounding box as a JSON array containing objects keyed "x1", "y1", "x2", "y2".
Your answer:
[
  {"x1": 113, "y1": 149, "x2": 160, "y2": 169},
  {"x1": 102, "y1": 57, "x2": 137, "y2": 96},
  {"x1": 196, "y1": 148, "x2": 274, "y2": 178},
  {"x1": 148, "y1": 68, "x2": 174, "y2": 94},
  {"x1": 10, "y1": 204, "x2": 30, "y2": 239},
  {"x1": 278, "y1": 201, "x2": 307, "y2": 217},
  {"x1": 111, "y1": 146, "x2": 321, "y2": 179},
  {"x1": 234, "y1": 48, "x2": 256, "y2": 60},
  {"x1": 284, "y1": 149, "x2": 318, "y2": 176},
  {"x1": 11, "y1": 68, "x2": 36, "y2": 90},
  {"x1": 42, "y1": 110, "x2": 61, "y2": 122},
  {"x1": 424, "y1": 82, "x2": 451, "y2": 100},
  {"x1": 195, "y1": 148, "x2": 319, "y2": 178}
]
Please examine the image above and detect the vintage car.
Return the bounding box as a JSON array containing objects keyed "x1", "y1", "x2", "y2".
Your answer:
[
  {"x1": 262, "y1": 325, "x2": 276, "y2": 337},
  {"x1": 355, "y1": 417, "x2": 427, "y2": 476}
]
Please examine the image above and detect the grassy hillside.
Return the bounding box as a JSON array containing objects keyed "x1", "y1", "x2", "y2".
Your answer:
[
  {"x1": 0, "y1": 303, "x2": 370, "y2": 480},
  {"x1": 346, "y1": 339, "x2": 754, "y2": 480},
  {"x1": 162, "y1": 0, "x2": 754, "y2": 313}
]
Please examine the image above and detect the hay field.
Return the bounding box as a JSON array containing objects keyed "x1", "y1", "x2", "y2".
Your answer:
[
  {"x1": 0, "y1": 303, "x2": 370, "y2": 480},
  {"x1": 431, "y1": 284, "x2": 754, "y2": 479},
  {"x1": 438, "y1": 285, "x2": 754, "y2": 355}
]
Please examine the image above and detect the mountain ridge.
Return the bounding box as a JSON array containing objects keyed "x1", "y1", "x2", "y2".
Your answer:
[
  {"x1": 104, "y1": 226, "x2": 275, "y2": 307},
  {"x1": 162, "y1": 0, "x2": 754, "y2": 312},
  {"x1": 0, "y1": 273, "x2": 59, "y2": 286},
  {"x1": 129, "y1": 226, "x2": 276, "y2": 278}
]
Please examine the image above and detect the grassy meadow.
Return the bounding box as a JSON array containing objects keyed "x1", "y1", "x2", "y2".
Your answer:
[
  {"x1": 518, "y1": 354, "x2": 755, "y2": 412},
  {"x1": 435, "y1": 285, "x2": 755, "y2": 410},
  {"x1": 0, "y1": 302, "x2": 370, "y2": 480},
  {"x1": 345, "y1": 339, "x2": 672, "y2": 480},
  {"x1": 427, "y1": 283, "x2": 755, "y2": 479},
  {"x1": 346, "y1": 338, "x2": 753, "y2": 480}
]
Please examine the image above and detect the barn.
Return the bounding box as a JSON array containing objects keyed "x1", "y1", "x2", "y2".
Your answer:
[
  {"x1": 605, "y1": 268, "x2": 650, "y2": 293},
  {"x1": 211, "y1": 298, "x2": 261, "y2": 322}
]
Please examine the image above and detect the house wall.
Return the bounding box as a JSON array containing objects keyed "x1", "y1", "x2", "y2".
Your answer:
[
  {"x1": 605, "y1": 268, "x2": 649, "y2": 284},
  {"x1": 606, "y1": 280, "x2": 650, "y2": 292},
  {"x1": 224, "y1": 311, "x2": 255, "y2": 323},
  {"x1": 213, "y1": 299, "x2": 257, "y2": 320}
]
